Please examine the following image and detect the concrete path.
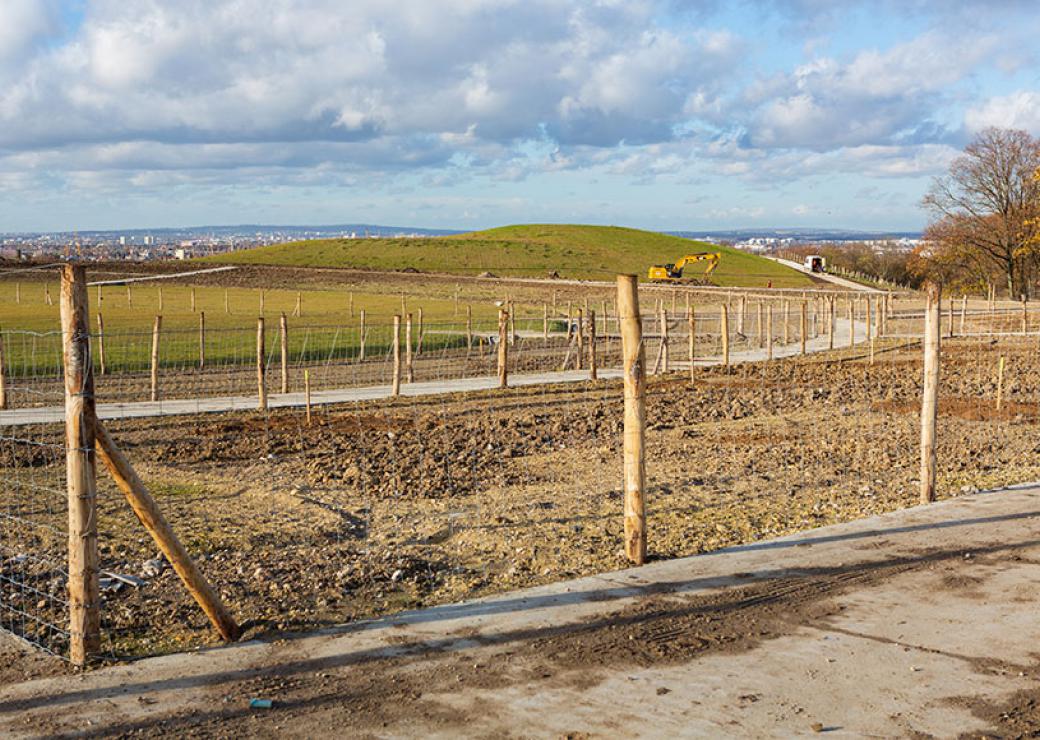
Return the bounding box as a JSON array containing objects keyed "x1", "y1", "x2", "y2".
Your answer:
[
  {"x1": 0, "y1": 319, "x2": 866, "y2": 426},
  {"x1": 767, "y1": 256, "x2": 884, "y2": 293},
  {"x1": 3, "y1": 483, "x2": 1039, "y2": 737}
]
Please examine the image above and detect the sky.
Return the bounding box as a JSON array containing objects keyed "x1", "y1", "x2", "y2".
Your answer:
[{"x1": 1, "y1": 0, "x2": 1038, "y2": 233}]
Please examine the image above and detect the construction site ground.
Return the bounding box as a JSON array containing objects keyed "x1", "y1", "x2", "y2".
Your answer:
[{"x1": 3, "y1": 484, "x2": 1040, "y2": 737}]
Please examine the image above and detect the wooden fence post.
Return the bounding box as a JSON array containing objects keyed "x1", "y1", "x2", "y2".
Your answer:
[
  {"x1": 359, "y1": 309, "x2": 367, "y2": 361},
  {"x1": 960, "y1": 295, "x2": 967, "y2": 335},
  {"x1": 800, "y1": 301, "x2": 807, "y2": 355},
  {"x1": 688, "y1": 308, "x2": 696, "y2": 381},
  {"x1": 190, "y1": 287, "x2": 196, "y2": 314},
  {"x1": 589, "y1": 309, "x2": 597, "y2": 380},
  {"x1": 158, "y1": 286, "x2": 163, "y2": 312},
  {"x1": 96, "y1": 313, "x2": 106, "y2": 376},
  {"x1": 721, "y1": 303, "x2": 730, "y2": 368},
  {"x1": 828, "y1": 297, "x2": 835, "y2": 349},
  {"x1": 392, "y1": 316, "x2": 401, "y2": 397},
  {"x1": 866, "y1": 298, "x2": 873, "y2": 343},
  {"x1": 454, "y1": 284, "x2": 460, "y2": 316},
  {"x1": 509, "y1": 301, "x2": 517, "y2": 345},
  {"x1": 256, "y1": 317, "x2": 267, "y2": 411},
  {"x1": 920, "y1": 282, "x2": 941, "y2": 504},
  {"x1": 466, "y1": 305, "x2": 473, "y2": 351},
  {"x1": 304, "y1": 369, "x2": 312, "y2": 425},
  {"x1": 417, "y1": 306, "x2": 425, "y2": 355},
  {"x1": 199, "y1": 311, "x2": 206, "y2": 370},
  {"x1": 93, "y1": 422, "x2": 241, "y2": 642},
  {"x1": 996, "y1": 355, "x2": 1005, "y2": 412},
  {"x1": 293, "y1": 291, "x2": 302, "y2": 318},
  {"x1": 224, "y1": 288, "x2": 229, "y2": 314},
  {"x1": 757, "y1": 302, "x2": 764, "y2": 348},
  {"x1": 259, "y1": 290, "x2": 265, "y2": 314},
  {"x1": 576, "y1": 308, "x2": 584, "y2": 371},
  {"x1": 349, "y1": 291, "x2": 354, "y2": 318},
  {"x1": 543, "y1": 303, "x2": 549, "y2": 345},
  {"x1": 0, "y1": 329, "x2": 6, "y2": 410},
  {"x1": 1022, "y1": 296, "x2": 1028, "y2": 334},
  {"x1": 125, "y1": 284, "x2": 131, "y2": 309},
  {"x1": 60, "y1": 264, "x2": 101, "y2": 667},
  {"x1": 617, "y1": 275, "x2": 646, "y2": 566},
  {"x1": 848, "y1": 296, "x2": 855, "y2": 348},
  {"x1": 783, "y1": 299, "x2": 790, "y2": 344},
  {"x1": 405, "y1": 313, "x2": 414, "y2": 383},
  {"x1": 738, "y1": 294, "x2": 747, "y2": 335},
  {"x1": 279, "y1": 312, "x2": 289, "y2": 394},
  {"x1": 767, "y1": 307, "x2": 773, "y2": 360},
  {"x1": 498, "y1": 309, "x2": 508, "y2": 388},
  {"x1": 15, "y1": 282, "x2": 20, "y2": 304},
  {"x1": 659, "y1": 307, "x2": 669, "y2": 373},
  {"x1": 150, "y1": 315, "x2": 162, "y2": 402}
]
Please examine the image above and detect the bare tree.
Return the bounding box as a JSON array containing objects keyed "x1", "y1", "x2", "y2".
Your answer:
[{"x1": 922, "y1": 127, "x2": 1040, "y2": 297}]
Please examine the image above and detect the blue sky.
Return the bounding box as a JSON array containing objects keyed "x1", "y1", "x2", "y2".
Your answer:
[{"x1": 1, "y1": 0, "x2": 1038, "y2": 233}]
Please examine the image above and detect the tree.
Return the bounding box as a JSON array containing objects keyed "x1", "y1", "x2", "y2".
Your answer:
[{"x1": 922, "y1": 127, "x2": 1040, "y2": 297}]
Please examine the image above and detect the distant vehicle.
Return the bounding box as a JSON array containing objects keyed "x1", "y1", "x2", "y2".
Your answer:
[
  {"x1": 803, "y1": 255, "x2": 825, "y2": 273},
  {"x1": 647, "y1": 252, "x2": 721, "y2": 283}
]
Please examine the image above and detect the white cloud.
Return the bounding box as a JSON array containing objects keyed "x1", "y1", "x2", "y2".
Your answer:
[{"x1": 966, "y1": 92, "x2": 1040, "y2": 135}]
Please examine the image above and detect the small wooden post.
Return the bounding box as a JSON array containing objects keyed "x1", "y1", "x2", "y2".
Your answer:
[
  {"x1": 738, "y1": 294, "x2": 747, "y2": 334},
  {"x1": 259, "y1": 290, "x2": 265, "y2": 314},
  {"x1": 256, "y1": 317, "x2": 267, "y2": 411},
  {"x1": 767, "y1": 307, "x2": 774, "y2": 360},
  {"x1": 94, "y1": 422, "x2": 240, "y2": 643},
  {"x1": 349, "y1": 291, "x2": 354, "y2": 318},
  {"x1": 96, "y1": 313, "x2": 107, "y2": 376},
  {"x1": 659, "y1": 307, "x2": 669, "y2": 373},
  {"x1": 123, "y1": 283, "x2": 129, "y2": 309},
  {"x1": 454, "y1": 284, "x2": 460, "y2": 316},
  {"x1": 960, "y1": 295, "x2": 967, "y2": 335},
  {"x1": 588, "y1": 309, "x2": 597, "y2": 380},
  {"x1": 15, "y1": 282, "x2": 20, "y2": 304},
  {"x1": 0, "y1": 331, "x2": 6, "y2": 409},
  {"x1": 996, "y1": 355, "x2": 1005, "y2": 412},
  {"x1": 400, "y1": 293, "x2": 406, "y2": 316},
  {"x1": 498, "y1": 309, "x2": 508, "y2": 388},
  {"x1": 866, "y1": 298, "x2": 873, "y2": 342},
  {"x1": 757, "y1": 302, "x2": 764, "y2": 349},
  {"x1": 405, "y1": 313, "x2": 414, "y2": 383},
  {"x1": 150, "y1": 315, "x2": 162, "y2": 402},
  {"x1": 279, "y1": 312, "x2": 289, "y2": 394},
  {"x1": 190, "y1": 287, "x2": 196, "y2": 314},
  {"x1": 783, "y1": 299, "x2": 790, "y2": 344},
  {"x1": 721, "y1": 303, "x2": 730, "y2": 368},
  {"x1": 576, "y1": 308, "x2": 585, "y2": 371},
  {"x1": 224, "y1": 288, "x2": 230, "y2": 314},
  {"x1": 304, "y1": 369, "x2": 312, "y2": 425},
  {"x1": 920, "y1": 282, "x2": 941, "y2": 504},
  {"x1": 617, "y1": 275, "x2": 646, "y2": 565},
  {"x1": 392, "y1": 316, "x2": 401, "y2": 397},
  {"x1": 800, "y1": 301, "x2": 807, "y2": 355},
  {"x1": 359, "y1": 309, "x2": 367, "y2": 361},
  {"x1": 60, "y1": 265, "x2": 101, "y2": 667},
  {"x1": 543, "y1": 303, "x2": 549, "y2": 345},
  {"x1": 688, "y1": 308, "x2": 696, "y2": 381},
  {"x1": 828, "y1": 297, "x2": 835, "y2": 349},
  {"x1": 1022, "y1": 296, "x2": 1028, "y2": 334},
  {"x1": 466, "y1": 305, "x2": 473, "y2": 351},
  {"x1": 293, "y1": 291, "x2": 302, "y2": 318},
  {"x1": 946, "y1": 297, "x2": 953, "y2": 338},
  {"x1": 509, "y1": 301, "x2": 517, "y2": 345},
  {"x1": 685, "y1": 291, "x2": 691, "y2": 320},
  {"x1": 198, "y1": 311, "x2": 206, "y2": 370},
  {"x1": 416, "y1": 306, "x2": 425, "y2": 355},
  {"x1": 848, "y1": 296, "x2": 855, "y2": 348},
  {"x1": 158, "y1": 286, "x2": 163, "y2": 312}
]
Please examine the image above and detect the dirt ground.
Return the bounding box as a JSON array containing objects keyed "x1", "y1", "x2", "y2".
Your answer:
[{"x1": 5, "y1": 333, "x2": 1040, "y2": 670}]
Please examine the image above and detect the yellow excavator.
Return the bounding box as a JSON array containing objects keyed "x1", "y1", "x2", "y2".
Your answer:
[{"x1": 647, "y1": 252, "x2": 721, "y2": 283}]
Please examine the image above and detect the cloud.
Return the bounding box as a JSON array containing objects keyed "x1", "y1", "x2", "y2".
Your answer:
[{"x1": 966, "y1": 92, "x2": 1040, "y2": 135}]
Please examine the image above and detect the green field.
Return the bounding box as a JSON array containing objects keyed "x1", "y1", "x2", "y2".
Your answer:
[{"x1": 205, "y1": 224, "x2": 814, "y2": 288}]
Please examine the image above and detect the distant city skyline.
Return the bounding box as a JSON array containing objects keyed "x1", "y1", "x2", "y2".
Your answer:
[{"x1": 1, "y1": 1, "x2": 1037, "y2": 232}]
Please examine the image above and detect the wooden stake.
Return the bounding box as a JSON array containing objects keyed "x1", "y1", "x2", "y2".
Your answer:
[
  {"x1": 1022, "y1": 296, "x2": 1028, "y2": 334},
  {"x1": 199, "y1": 311, "x2": 206, "y2": 370},
  {"x1": 757, "y1": 302, "x2": 764, "y2": 348},
  {"x1": 721, "y1": 303, "x2": 730, "y2": 368},
  {"x1": 279, "y1": 312, "x2": 289, "y2": 394},
  {"x1": 866, "y1": 297, "x2": 873, "y2": 342},
  {"x1": 800, "y1": 301, "x2": 807, "y2": 355},
  {"x1": 259, "y1": 290, "x2": 265, "y2": 314},
  {"x1": 191, "y1": 287, "x2": 196, "y2": 314},
  {"x1": 828, "y1": 297, "x2": 835, "y2": 350},
  {"x1": 256, "y1": 317, "x2": 267, "y2": 410},
  {"x1": 509, "y1": 301, "x2": 517, "y2": 345},
  {"x1": 498, "y1": 308, "x2": 508, "y2": 388},
  {"x1": 466, "y1": 305, "x2": 473, "y2": 351},
  {"x1": 416, "y1": 307, "x2": 425, "y2": 355},
  {"x1": 304, "y1": 369, "x2": 312, "y2": 426},
  {"x1": 60, "y1": 265, "x2": 101, "y2": 666},
  {"x1": 405, "y1": 313, "x2": 414, "y2": 383},
  {"x1": 920, "y1": 282, "x2": 941, "y2": 504},
  {"x1": 783, "y1": 300, "x2": 790, "y2": 344},
  {"x1": 96, "y1": 313, "x2": 106, "y2": 376},
  {"x1": 349, "y1": 291, "x2": 354, "y2": 318},
  {"x1": 688, "y1": 308, "x2": 696, "y2": 381},
  {"x1": 293, "y1": 291, "x2": 301, "y2": 318},
  {"x1": 960, "y1": 295, "x2": 967, "y2": 335},
  {"x1": 15, "y1": 282, "x2": 20, "y2": 304},
  {"x1": 767, "y1": 307, "x2": 773, "y2": 360},
  {"x1": 576, "y1": 308, "x2": 584, "y2": 371},
  {"x1": 588, "y1": 309, "x2": 597, "y2": 380},
  {"x1": 359, "y1": 309, "x2": 367, "y2": 361},
  {"x1": 659, "y1": 307, "x2": 669, "y2": 373},
  {"x1": 125, "y1": 284, "x2": 131, "y2": 309},
  {"x1": 848, "y1": 296, "x2": 855, "y2": 348},
  {"x1": 0, "y1": 330, "x2": 6, "y2": 410},
  {"x1": 543, "y1": 303, "x2": 549, "y2": 345},
  {"x1": 392, "y1": 316, "x2": 401, "y2": 397},
  {"x1": 738, "y1": 294, "x2": 747, "y2": 335},
  {"x1": 224, "y1": 288, "x2": 229, "y2": 314},
  {"x1": 454, "y1": 284, "x2": 460, "y2": 316},
  {"x1": 947, "y1": 297, "x2": 953, "y2": 338},
  {"x1": 94, "y1": 421, "x2": 241, "y2": 642},
  {"x1": 150, "y1": 315, "x2": 161, "y2": 402},
  {"x1": 617, "y1": 275, "x2": 646, "y2": 565},
  {"x1": 158, "y1": 286, "x2": 163, "y2": 312},
  {"x1": 996, "y1": 355, "x2": 1005, "y2": 412}
]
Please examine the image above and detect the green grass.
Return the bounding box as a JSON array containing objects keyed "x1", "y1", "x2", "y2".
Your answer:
[
  {"x1": 0, "y1": 282, "x2": 499, "y2": 376},
  {"x1": 204, "y1": 224, "x2": 813, "y2": 288}
]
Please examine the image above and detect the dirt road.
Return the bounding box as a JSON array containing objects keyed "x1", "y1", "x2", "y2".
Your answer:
[{"x1": 3, "y1": 485, "x2": 1039, "y2": 737}]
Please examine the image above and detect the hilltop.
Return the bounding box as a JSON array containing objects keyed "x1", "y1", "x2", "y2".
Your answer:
[{"x1": 205, "y1": 224, "x2": 814, "y2": 287}]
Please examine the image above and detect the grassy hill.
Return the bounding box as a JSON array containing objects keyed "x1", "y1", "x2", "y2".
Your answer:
[{"x1": 206, "y1": 224, "x2": 813, "y2": 288}]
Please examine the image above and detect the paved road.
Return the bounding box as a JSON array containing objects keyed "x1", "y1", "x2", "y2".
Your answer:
[
  {"x1": 766, "y1": 256, "x2": 885, "y2": 293},
  {"x1": 3, "y1": 482, "x2": 1037, "y2": 737},
  {"x1": 0, "y1": 319, "x2": 865, "y2": 426}
]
